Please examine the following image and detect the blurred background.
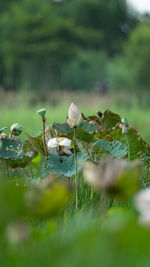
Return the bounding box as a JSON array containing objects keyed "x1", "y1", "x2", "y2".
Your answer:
[{"x1": 0, "y1": 0, "x2": 150, "y2": 141}]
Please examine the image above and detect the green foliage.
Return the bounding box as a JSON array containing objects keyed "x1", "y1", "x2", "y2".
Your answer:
[
  {"x1": 0, "y1": 103, "x2": 150, "y2": 266},
  {"x1": 25, "y1": 178, "x2": 72, "y2": 218},
  {"x1": 0, "y1": 0, "x2": 138, "y2": 90},
  {"x1": 26, "y1": 133, "x2": 45, "y2": 155},
  {"x1": 95, "y1": 140, "x2": 128, "y2": 158},
  {"x1": 0, "y1": 138, "x2": 36, "y2": 168},
  {"x1": 102, "y1": 109, "x2": 121, "y2": 130},
  {"x1": 0, "y1": 179, "x2": 26, "y2": 226},
  {"x1": 44, "y1": 152, "x2": 86, "y2": 178},
  {"x1": 125, "y1": 23, "x2": 150, "y2": 91}
]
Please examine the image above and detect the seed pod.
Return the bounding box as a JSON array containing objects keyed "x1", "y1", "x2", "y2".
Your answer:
[
  {"x1": 10, "y1": 123, "x2": 23, "y2": 136},
  {"x1": 37, "y1": 108, "x2": 46, "y2": 119}
]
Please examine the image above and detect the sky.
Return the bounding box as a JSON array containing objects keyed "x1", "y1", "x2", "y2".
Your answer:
[{"x1": 128, "y1": 0, "x2": 150, "y2": 13}]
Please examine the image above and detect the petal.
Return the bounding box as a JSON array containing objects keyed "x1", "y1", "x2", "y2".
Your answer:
[
  {"x1": 47, "y1": 138, "x2": 58, "y2": 148},
  {"x1": 59, "y1": 138, "x2": 72, "y2": 148},
  {"x1": 63, "y1": 148, "x2": 72, "y2": 155}
]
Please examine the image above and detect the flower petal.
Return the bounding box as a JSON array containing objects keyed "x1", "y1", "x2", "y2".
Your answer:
[
  {"x1": 59, "y1": 138, "x2": 72, "y2": 148},
  {"x1": 63, "y1": 148, "x2": 72, "y2": 155},
  {"x1": 47, "y1": 138, "x2": 59, "y2": 148}
]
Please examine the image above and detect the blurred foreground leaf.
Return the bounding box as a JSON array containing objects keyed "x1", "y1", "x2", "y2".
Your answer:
[{"x1": 25, "y1": 177, "x2": 72, "y2": 218}]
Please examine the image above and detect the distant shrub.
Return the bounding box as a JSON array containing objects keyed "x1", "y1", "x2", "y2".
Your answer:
[
  {"x1": 125, "y1": 23, "x2": 150, "y2": 91},
  {"x1": 62, "y1": 50, "x2": 108, "y2": 91}
]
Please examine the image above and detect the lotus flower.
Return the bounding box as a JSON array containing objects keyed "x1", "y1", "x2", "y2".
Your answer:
[
  {"x1": 47, "y1": 137, "x2": 73, "y2": 155},
  {"x1": 67, "y1": 102, "x2": 81, "y2": 128}
]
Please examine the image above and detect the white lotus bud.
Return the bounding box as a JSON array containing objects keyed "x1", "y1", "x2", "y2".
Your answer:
[
  {"x1": 122, "y1": 124, "x2": 128, "y2": 134},
  {"x1": 67, "y1": 102, "x2": 81, "y2": 128}
]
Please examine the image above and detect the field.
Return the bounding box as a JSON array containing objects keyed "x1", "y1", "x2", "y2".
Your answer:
[
  {"x1": 0, "y1": 90, "x2": 150, "y2": 267},
  {"x1": 1, "y1": 90, "x2": 150, "y2": 142}
]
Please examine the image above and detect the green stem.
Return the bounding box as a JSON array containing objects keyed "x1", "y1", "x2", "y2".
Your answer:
[
  {"x1": 125, "y1": 135, "x2": 130, "y2": 161},
  {"x1": 100, "y1": 190, "x2": 107, "y2": 216},
  {"x1": 42, "y1": 117, "x2": 48, "y2": 169},
  {"x1": 91, "y1": 188, "x2": 93, "y2": 201},
  {"x1": 5, "y1": 163, "x2": 9, "y2": 178},
  {"x1": 74, "y1": 126, "x2": 78, "y2": 209}
]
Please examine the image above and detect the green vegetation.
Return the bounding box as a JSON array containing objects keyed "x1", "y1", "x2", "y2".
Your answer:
[
  {"x1": 0, "y1": 0, "x2": 139, "y2": 91},
  {"x1": 1, "y1": 95, "x2": 150, "y2": 142},
  {"x1": 0, "y1": 99, "x2": 150, "y2": 266}
]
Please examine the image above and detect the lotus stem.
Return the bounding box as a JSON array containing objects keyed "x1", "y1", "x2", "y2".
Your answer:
[
  {"x1": 74, "y1": 126, "x2": 78, "y2": 209},
  {"x1": 125, "y1": 135, "x2": 130, "y2": 161},
  {"x1": 100, "y1": 190, "x2": 107, "y2": 216},
  {"x1": 42, "y1": 117, "x2": 48, "y2": 169}
]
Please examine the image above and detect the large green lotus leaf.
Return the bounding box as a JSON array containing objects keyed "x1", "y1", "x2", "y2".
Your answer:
[
  {"x1": 81, "y1": 113, "x2": 101, "y2": 125},
  {"x1": 52, "y1": 122, "x2": 72, "y2": 134},
  {"x1": 52, "y1": 120, "x2": 98, "y2": 135},
  {"x1": 108, "y1": 127, "x2": 150, "y2": 160},
  {"x1": 0, "y1": 138, "x2": 36, "y2": 168},
  {"x1": 95, "y1": 124, "x2": 150, "y2": 160},
  {"x1": 95, "y1": 140, "x2": 128, "y2": 158},
  {"x1": 44, "y1": 152, "x2": 87, "y2": 177},
  {"x1": 76, "y1": 140, "x2": 103, "y2": 162},
  {"x1": 68, "y1": 128, "x2": 95, "y2": 143},
  {"x1": 26, "y1": 133, "x2": 45, "y2": 155},
  {"x1": 102, "y1": 110, "x2": 121, "y2": 130},
  {"x1": 79, "y1": 120, "x2": 98, "y2": 133},
  {"x1": 125, "y1": 127, "x2": 150, "y2": 160},
  {"x1": 0, "y1": 138, "x2": 25, "y2": 159}
]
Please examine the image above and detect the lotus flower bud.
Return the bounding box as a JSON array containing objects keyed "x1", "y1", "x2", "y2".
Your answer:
[
  {"x1": 121, "y1": 117, "x2": 128, "y2": 126},
  {"x1": 37, "y1": 108, "x2": 46, "y2": 119},
  {"x1": 10, "y1": 123, "x2": 23, "y2": 136},
  {"x1": 67, "y1": 102, "x2": 81, "y2": 128}
]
